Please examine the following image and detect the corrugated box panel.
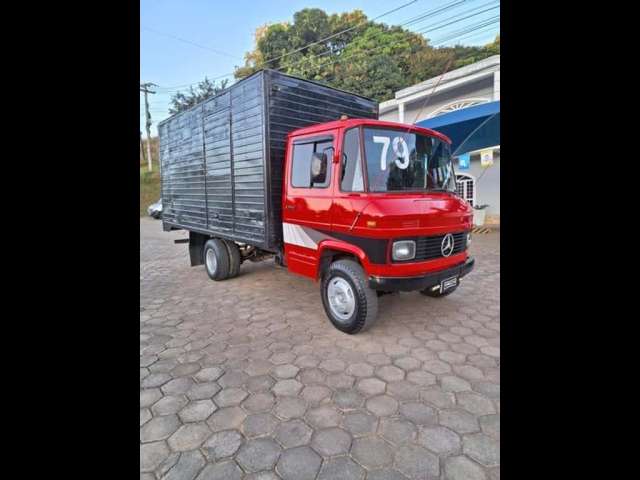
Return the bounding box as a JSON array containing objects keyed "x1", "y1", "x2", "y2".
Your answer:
[{"x1": 159, "y1": 105, "x2": 207, "y2": 231}]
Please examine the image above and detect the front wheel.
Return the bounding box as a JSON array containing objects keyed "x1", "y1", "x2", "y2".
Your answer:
[
  {"x1": 321, "y1": 259, "x2": 378, "y2": 334},
  {"x1": 204, "y1": 239, "x2": 230, "y2": 281}
]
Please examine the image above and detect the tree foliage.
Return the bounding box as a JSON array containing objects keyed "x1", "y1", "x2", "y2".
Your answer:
[
  {"x1": 169, "y1": 77, "x2": 229, "y2": 114},
  {"x1": 234, "y1": 8, "x2": 499, "y2": 102}
]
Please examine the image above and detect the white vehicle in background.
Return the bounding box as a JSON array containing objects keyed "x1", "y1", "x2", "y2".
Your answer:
[{"x1": 147, "y1": 199, "x2": 162, "y2": 219}]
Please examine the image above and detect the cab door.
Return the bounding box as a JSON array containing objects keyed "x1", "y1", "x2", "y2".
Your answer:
[{"x1": 283, "y1": 131, "x2": 337, "y2": 278}]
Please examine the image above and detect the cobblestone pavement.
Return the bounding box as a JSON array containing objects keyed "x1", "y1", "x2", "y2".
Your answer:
[{"x1": 140, "y1": 219, "x2": 500, "y2": 480}]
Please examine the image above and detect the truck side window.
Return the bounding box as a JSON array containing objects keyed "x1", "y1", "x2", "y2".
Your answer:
[
  {"x1": 340, "y1": 128, "x2": 364, "y2": 192},
  {"x1": 291, "y1": 138, "x2": 333, "y2": 188}
]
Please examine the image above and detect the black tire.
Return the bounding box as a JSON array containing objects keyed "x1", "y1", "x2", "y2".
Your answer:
[
  {"x1": 321, "y1": 259, "x2": 379, "y2": 334},
  {"x1": 203, "y1": 239, "x2": 230, "y2": 281},
  {"x1": 420, "y1": 284, "x2": 458, "y2": 297},
  {"x1": 223, "y1": 239, "x2": 241, "y2": 278}
]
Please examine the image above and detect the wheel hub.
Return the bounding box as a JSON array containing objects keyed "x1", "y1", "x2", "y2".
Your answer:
[
  {"x1": 327, "y1": 277, "x2": 355, "y2": 322},
  {"x1": 205, "y1": 248, "x2": 217, "y2": 274}
]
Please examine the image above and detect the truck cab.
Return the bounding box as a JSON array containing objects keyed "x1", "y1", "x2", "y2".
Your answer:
[{"x1": 281, "y1": 118, "x2": 474, "y2": 333}]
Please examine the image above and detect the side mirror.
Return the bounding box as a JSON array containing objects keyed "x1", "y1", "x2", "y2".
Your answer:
[{"x1": 310, "y1": 152, "x2": 328, "y2": 185}]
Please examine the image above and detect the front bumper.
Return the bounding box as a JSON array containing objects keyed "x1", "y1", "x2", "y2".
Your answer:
[{"x1": 369, "y1": 256, "x2": 475, "y2": 292}]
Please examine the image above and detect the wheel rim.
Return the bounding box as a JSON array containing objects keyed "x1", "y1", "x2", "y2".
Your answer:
[
  {"x1": 327, "y1": 277, "x2": 356, "y2": 322},
  {"x1": 205, "y1": 248, "x2": 217, "y2": 275}
]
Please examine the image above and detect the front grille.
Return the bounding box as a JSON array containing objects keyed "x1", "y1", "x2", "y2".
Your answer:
[{"x1": 396, "y1": 232, "x2": 467, "y2": 262}]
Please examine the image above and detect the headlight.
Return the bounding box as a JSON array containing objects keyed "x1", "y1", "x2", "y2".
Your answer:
[
  {"x1": 467, "y1": 232, "x2": 472, "y2": 245},
  {"x1": 392, "y1": 240, "x2": 416, "y2": 261}
]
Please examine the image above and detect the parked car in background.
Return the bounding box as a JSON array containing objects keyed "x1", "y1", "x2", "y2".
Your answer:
[{"x1": 147, "y1": 199, "x2": 162, "y2": 219}]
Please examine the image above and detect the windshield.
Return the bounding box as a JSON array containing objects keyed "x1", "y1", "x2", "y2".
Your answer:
[{"x1": 363, "y1": 127, "x2": 455, "y2": 193}]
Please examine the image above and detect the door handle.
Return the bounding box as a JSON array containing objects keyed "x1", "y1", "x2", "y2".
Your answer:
[{"x1": 285, "y1": 204, "x2": 296, "y2": 210}]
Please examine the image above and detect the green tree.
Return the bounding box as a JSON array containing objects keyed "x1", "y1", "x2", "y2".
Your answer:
[
  {"x1": 232, "y1": 8, "x2": 499, "y2": 102},
  {"x1": 169, "y1": 77, "x2": 229, "y2": 114}
]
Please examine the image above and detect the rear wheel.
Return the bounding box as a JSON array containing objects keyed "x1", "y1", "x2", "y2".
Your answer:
[
  {"x1": 223, "y1": 240, "x2": 241, "y2": 278},
  {"x1": 204, "y1": 239, "x2": 230, "y2": 281},
  {"x1": 321, "y1": 259, "x2": 378, "y2": 334}
]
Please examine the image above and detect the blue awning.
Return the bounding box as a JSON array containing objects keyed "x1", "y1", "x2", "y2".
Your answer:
[{"x1": 416, "y1": 100, "x2": 500, "y2": 156}]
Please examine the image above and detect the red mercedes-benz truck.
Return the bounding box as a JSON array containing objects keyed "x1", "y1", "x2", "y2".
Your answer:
[{"x1": 158, "y1": 70, "x2": 474, "y2": 334}]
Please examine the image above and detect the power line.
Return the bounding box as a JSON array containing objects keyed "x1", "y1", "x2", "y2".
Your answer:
[
  {"x1": 141, "y1": 26, "x2": 241, "y2": 60},
  {"x1": 430, "y1": 16, "x2": 499, "y2": 44},
  {"x1": 414, "y1": 4, "x2": 500, "y2": 34}
]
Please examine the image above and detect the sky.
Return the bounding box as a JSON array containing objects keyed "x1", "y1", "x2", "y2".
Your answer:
[{"x1": 140, "y1": 0, "x2": 500, "y2": 135}]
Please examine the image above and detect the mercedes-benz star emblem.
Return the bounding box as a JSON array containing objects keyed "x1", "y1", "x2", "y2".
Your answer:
[{"x1": 441, "y1": 233, "x2": 455, "y2": 257}]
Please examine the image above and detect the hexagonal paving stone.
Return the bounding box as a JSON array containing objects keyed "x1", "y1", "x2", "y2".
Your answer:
[
  {"x1": 417, "y1": 426, "x2": 461, "y2": 455},
  {"x1": 162, "y1": 377, "x2": 196, "y2": 396},
  {"x1": 319, "y1": 358, "x2": 346, "y2": 373},
  {"x1": 301, "y1": 385, "x2": 332, "y2": 405},
  {"x1": 179, "y1": 399, "x2": 217, "y2": 422},
  {"x1": 438, "y1": 409, "x2": 480, "y2": 434},
  {"x1": 342, "y1": 410, "x2": 378, "y2": 436},
  {"x1": 244, "y1": 473, "x2": 280, "y2": 480},
  {"x1": 152, "y1": 395, "x2": 188, "y2": 416},
  {"x1": 195, "y1": 460, "x2": 243, "y2": 480},
  {"x1": 366, "y1": 395, "x2": 399, "y2": 417},
  {"x1": 273, "y1": 364, "x2": 300, "y2": 379},
  {"x1": 480, "y1": 414, "x2": 500, "y2": 440},
  {"x1": 367, "y1": 468, "x2": 411, "y2": 480},
  {"x1": 311, "y1": 427, "x2": 352, "y2": 456},
  {"x1": 140, "y1": 414, "x2": 181, "y2": 442},
  {"x1": 393, "y1": 356, "x2": 422, "y2": 371},
  {"x1": 376, "y1": 365, "x2": 405, "y2": 383},
  {"x1": 420, "y1": 388, "x2": 456, "y2": 409},
  {"x1": 326, "y1": 373, "x2": 355, "y2": 389},
  {"x1": 272, "y1": 379, "x2": 303, "y2": 396},
  {"x1": 140, "y1": 388, "x2": 162, "y2": 408},
  {"x1": 243, "y1": 413, "x2": 279, "y2": 437},
  {"x1": 214, "y1": 387, "x2": 248, "y2": 407},
  {"x1": 356, "y1": 377, "x2": 386, "y2": 396},
  {"x1": 440, "y1": 376, "x2": 472, "y2": 392},
  {"x1": 195, "y1": 366, "x2": 224, "y2": 383},
  {"x1": 171, "y1": 362, "x2": 201, "y2": 377},
  {"x1": 140, "y1": 408, "x2": 151, "y2": 427},
  {"x1": 423, "y1": 360, "x2": 452, "y2": 375},
  {"x1": 394, "y1": 443, "x2": 440, "y2": 480},
  {"x1": 456, "y1": 392, "x2": 496, "y2": 416},
  {"x1": 346, "y1": 362, "x2": 375, "y2": 378},
  {"x1": 298, "y1": 368, "x2": 327, "y2": 385},
  {"x1": 164, "y1": 450, "x2": 206, "y2": 480},
  {"x1": 463, "y1": 433, "x2": 500, "y2": 466},
  {"x1": 333, "y1": 389, "x2": 364, "y2": 410},
  {"x1": 406, "y1": 370, "x2": 436, "y2": 386},
  {"x1": 295, "y1": 354, "x2": 320, "y2": 368},
  {"x1": 274, "y1": 396, "x2": 307, "y2": 420},
  {"x1": 187, "y1": 382, "x2": 221, "y2": 401},
  {"x1": 318, "y1": 456, "x2": 365, "y2": 480},
  {"x1": 351, "y1": 437, "x2": 394, "y2": 469},
  {"x1": 167, "y1": 423, "x2": 211, "y2": 451},
  {"x1": 203, "y1": 429, "x2": 243, "y2": 461},
  {"x1": 305, "y1": 405, "x2": 342, "y2": 428},
  {"x1": 140, "y1": 441, "x2": 169, "y2": 472},
  {"x1": 380, "y1": 418, "x2": 417, "y2": 445},
  {"x1": 276, "y1": 446, "x2": 322, "y2": 480},
  {"x1": 236, "y1": 437, "x2": 282, "y2": 472},
  {"x1": 439, "y1": 351, "x2": 467, "y2": 365},
  {"x1": 444, "y1": 455, "x2": 487, "y2": 480},
  {"x1": 399, "y1": 402, "x2": 437, "y2": 425},
  {"x1": 275, "y1": 419, "x2": 313, "y2": 448},
  {"x1": 246, "y1": 375, "x2": 276, "y2": 392},
  {"x1": 218, "y1": 370, "x2": 249, "y2": 388},
  {"x1": 242, "y1": 392, "x2": 276, "y2": 413},
  {"x1": 367, "y1": 353, "x2": 392, "y2": 366},
  {"x1": 207, "y1": 406, "x2": 247, "y2": 432},
  {"x1": 141, "y1": 372, "x2": 172, "y2": 389}
]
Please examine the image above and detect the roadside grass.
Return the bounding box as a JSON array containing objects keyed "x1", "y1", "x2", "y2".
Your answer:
[{"x1": 140, "y1": 137, "x2": 160, "y2": 217}]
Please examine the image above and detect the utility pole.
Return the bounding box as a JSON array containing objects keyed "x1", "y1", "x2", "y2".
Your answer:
[{"x1": 140, "y1": 82, "x2": 157, "y2": 172}]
